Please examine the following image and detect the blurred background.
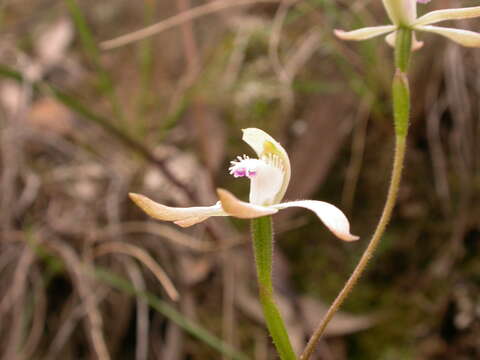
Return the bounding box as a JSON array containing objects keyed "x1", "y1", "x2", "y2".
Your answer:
[{"x1": 1, "y1": 0, "x2": 479, "y2": 359}]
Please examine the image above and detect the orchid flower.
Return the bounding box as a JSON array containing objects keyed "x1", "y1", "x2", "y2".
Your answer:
[
  {"x1": 129, "y1": 128, "x2": 359, "y2": 242},
  {"x1": 335, "y1": 0, "x2": 480, "y2": 49}
]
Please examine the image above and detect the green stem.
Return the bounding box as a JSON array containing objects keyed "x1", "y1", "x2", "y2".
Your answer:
[
  {"x1": 251, "y1": 216, "x2": 296, "y2": 360},
  {"x1": 392, "y1": 70, "x2": 410, "y2": 138},
  {"x1": 300, "y1": 28, "x2": 413, "y2": 360},
  {"x1": 394, "y1": 27, "x2": 412, "y2": 72},
  {"x1": 300, "y1": 136, "x2": 407, "y2": 360}
]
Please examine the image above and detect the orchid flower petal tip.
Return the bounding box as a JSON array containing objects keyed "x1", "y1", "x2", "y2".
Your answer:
[
  {"x1": 417, "y1": 26, "x2": 480, "y2": 47},
  {"x1": 334, "y1": 29, "x2": 350, "y2": 40},
  {"x1": 272, "y1": 200, "x2": 358, "y2": 242},
  {"x1": 174, "y1": 216, "x2": 209, "y2": 228},
  {"x1": 129, "y1": 192, "x2": 147, "y2": 207},
  {"x1": 333, "y1": 25, "x2": 396, "y2": 41},
  {"x1": 216, "y1": 188, "x2": 229, "y2": 199},
  {"x1": 342, "y1": 233, "x2": 360, "y2": 242}
]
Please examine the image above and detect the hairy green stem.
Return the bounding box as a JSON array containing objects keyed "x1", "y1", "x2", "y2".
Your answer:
[
  {"x1": 394, "y1": 27, "x2": 412, "y2": 72},
  {"x1": 393, "y1": 70, "x2": 410, "y2": 137},
  {"x1": 300, "y1": 28, "x2": 413, "y2": 360},
  {"x1": 300, "y1": 136, "x2": 407, "y2": 360},
  {"x1": 251, "y1": 217, "x2": 296, "y2": 360}
]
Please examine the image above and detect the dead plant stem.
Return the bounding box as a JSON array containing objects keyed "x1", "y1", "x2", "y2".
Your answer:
[{"x1": 100, "y1": 0, "x2": 282, "y2": 50}]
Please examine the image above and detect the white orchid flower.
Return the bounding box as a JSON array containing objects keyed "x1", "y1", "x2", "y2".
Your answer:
[
  {"x1": 129, "y1": 128, "x2": 359, "y2": 242},
  {"x1": 335, "y1": 0, "x2": 480, "y2": 49}
]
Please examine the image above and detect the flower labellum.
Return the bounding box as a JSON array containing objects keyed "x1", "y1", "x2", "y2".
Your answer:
[
  {"x1": 335, "y1": 0, "x2": 480, "y2": 48},
  {"x1": 130, "y1": 128, "x2": 358, "y2": 242}
]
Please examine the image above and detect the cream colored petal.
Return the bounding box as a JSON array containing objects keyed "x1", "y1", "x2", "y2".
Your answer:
[
  {"x1": 385, "y1": 31, "x2": 424, "y2": 50},
  {"x1": 241, "y1": 128, "x2": 291, "y2": 203},
  {"x1": 241, "y1": 128, "x2": 285, "y2": 159},
  {"x1": 414, "y1": 6, "x2": 480, "y2": 26},
  {"x1": 272, "y1": 200, "x2": 359, "y2": 242},
  {"x1": 382, "y1": 0, "x2": 400, "y2": 25},
  {"x1": 217, "y1": 189, "x2": 278, "y2": 219},
  {"x1": 382, "y1": 0, "x2": 416, "y2": 25},
  {"x1": 129, "y1": 193, "x2": 227, "y2": 227},
  {"x1": 415, "y1": 25, "x2": 480, "y2": 47},
  {"x1": 334, "y1": 25, "x2": 396, "y2": 41},
  {"x1": 385, "y1": 32, "x2": 396, "y2": 47},
  {"x1": 174, "y1": 216, "x2": 210, "y2": 228}
]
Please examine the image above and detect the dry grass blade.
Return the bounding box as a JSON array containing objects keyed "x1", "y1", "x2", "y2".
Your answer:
[
  {"x1": 100, "y1": 0, "x2": 282, "y2": 50},
  {"x1": 341, "y1": 96, "x2": 372, "y2": 212},
  {"x1": 94, "y1": 241, "x2": 179, "y2": 301},
  {"x1": 0, "y1": 244, "x2": 35, "y2": 314},
  {"x1": 1, "y1": 245, "x2": 35, "y2": 358},
  {"x1": 268, "y1": 0, "x2": 297, "y2": 114},
  {"x1": 93, "y1": 267, "x2": 250, "y2": 360},
  {"x1": 123, "y1": 259, "x2": 149, "y2": 360},
  {"x1": 269, "y1": 0, "x2": 291, "y2": 83},
  {"x1": 1, "y1": 75, "x2": 32, "y2": 234},
  {"x1": 47, "y1": 238, "x2": 111, "y2": 360},
  {"x1": 222, "y1": 25, "x2": 251, "y2": 88},
  {"x1": 99, "y1": 221, "x2": 215, "y2": 252},
  {"x1": 176, "y1": 0, "x2": 200, "y2": 81},
  {"x1": 426, "y1": 91, "x2": 451, "y2": 215},
  {"x1": 46, "y1": 289, "x2": 110, "y2": 359},
  {"x1": 22, "y1": 269, "x2": 47, "y2": 359},
  {"x1": 284, "y1": 28, "x2": 321, "y2": 82}
]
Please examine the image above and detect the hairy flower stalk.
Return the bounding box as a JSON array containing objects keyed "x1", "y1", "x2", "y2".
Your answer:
[
  {"x1": 252, "y1": 216, "x2": 296, "y2": 360},
  {"x1": 301, "y1": 34, "x2": 412, "y2": 360},
  {"x1": 302, "y1": 1, "x2": 480, "y2": 357},
  {"x1": 130, "y1": 128, "x2": 357, "y2": 358}
]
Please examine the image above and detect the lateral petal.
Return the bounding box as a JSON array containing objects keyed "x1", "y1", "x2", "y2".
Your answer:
[
  {"x1": 272, "y1": 200, "x2": 359, "y2": 242},
  {"x1": 415, "y1": 25, "x2": 480, "y2": 47},
  {"x1": 129, "y1": 193, "x2": 227, "y2": 227},
  {"x1": 334, "y1": 25, "x2": 395, "y2": 41},
  {"x1": 217, "y1": 189, "x2": 278, "y2": 219},
  {"x1": 414, "y1": 6, "x2": 480, "y2": 26},
  {"x1": 385, "y1": 31, "x2": 424, "y2": 50}
]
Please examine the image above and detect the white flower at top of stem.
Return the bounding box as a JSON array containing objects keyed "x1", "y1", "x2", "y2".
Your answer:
[
  {"x1": 335, "y1": 0, "x2": 480, "y2": 49},
  {"x1": 129, "y1": 128, "x2": 359, "y2": 242}
]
